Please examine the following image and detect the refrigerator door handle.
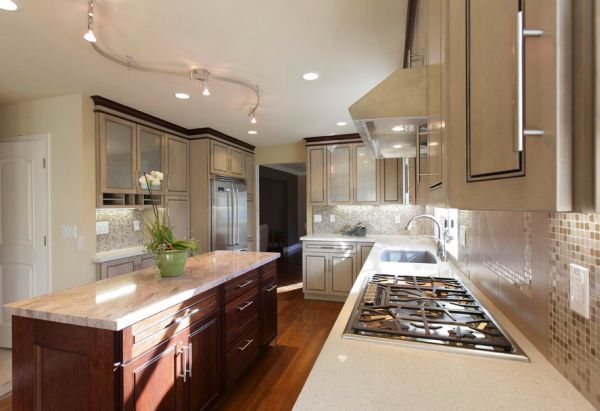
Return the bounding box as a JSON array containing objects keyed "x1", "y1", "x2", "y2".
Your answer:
[
  {"x1": 234, "y1": 189, "x2": 240, "y2": 245},
  {"x1": 227, "y1": 191, "x2": 233, "y2": 246}
]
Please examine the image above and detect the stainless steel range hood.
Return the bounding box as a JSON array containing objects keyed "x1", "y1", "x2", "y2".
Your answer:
[{"x1": 349, "y1": 66, "x2": 426, "y2": 159}]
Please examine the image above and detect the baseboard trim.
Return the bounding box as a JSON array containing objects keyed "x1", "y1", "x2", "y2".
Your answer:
[
  {"x1": 303, "y1": 292, "x2": 348, "y2": 302},
  {"x1": 283, "y1": 243, "x2": 301, "y2": 255}
]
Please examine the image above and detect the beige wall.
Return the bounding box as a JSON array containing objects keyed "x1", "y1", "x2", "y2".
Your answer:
[
  {"x1": 255, "y1": 141, "x2": 306, "y2": 165},
  {"x1": 0, "y1": 94, "x2": 96, "y2": 291}
]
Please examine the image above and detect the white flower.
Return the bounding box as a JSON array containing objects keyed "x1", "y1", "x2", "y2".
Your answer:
[{"x1": 150, "y1": 170, "x2": 164, "y2": 181}]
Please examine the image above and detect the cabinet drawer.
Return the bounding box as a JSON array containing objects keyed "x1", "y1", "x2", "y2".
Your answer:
[
  {"x1": 224, "y1": 287, "x2": 259, "y2": 346},
  {"x1": 260, "y1": 261, "x2": 277, "y2": 283},
  {"x1": 129, "y1": 289, "x2": 219, "y2": 359},
  {"x1": 224, "y1": 322, "x2": 260, "y2": 387},
  {"x1": 303, "y1": 241, "x2": 356, "y2": 254},
  {"x1": 224, "y1": 269, "x2": 259, "y2": 303}
]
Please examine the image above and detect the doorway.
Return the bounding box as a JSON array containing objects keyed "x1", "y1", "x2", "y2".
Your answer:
[
  {"x1": 258, "y1": 163, "x2": 306, "y2": 289},
  {"x1": 0, "y1": 134, "x2": 50, "y2": 396}
]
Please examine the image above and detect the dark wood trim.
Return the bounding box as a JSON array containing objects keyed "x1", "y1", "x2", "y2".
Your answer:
[
  {"x1": 403, "y1": 0, "x2": 419, "y2": 68},
  {"x1": 303, "y1": 133, "x2": 361, "y2": 144},
  {"x1": 91, "y1": 95, "x2": 255, "y2": 151},
  {"x1": 188, "y1": 128, "x2": 255, "y2": 150}
]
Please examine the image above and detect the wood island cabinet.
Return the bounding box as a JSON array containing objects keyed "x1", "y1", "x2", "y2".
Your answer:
[{"x1": 11, "y1": 261, "x2": 278, "y2": 411}]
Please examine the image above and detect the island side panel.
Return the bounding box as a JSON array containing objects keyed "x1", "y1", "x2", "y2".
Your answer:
[{"x1": 12, "y1": 316, "x2": 120, "y2": 411}]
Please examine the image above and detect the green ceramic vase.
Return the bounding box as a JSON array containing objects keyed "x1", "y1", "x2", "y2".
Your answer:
[{"x1": 155, "y1": 249, "x2": 188, "y2": 277}]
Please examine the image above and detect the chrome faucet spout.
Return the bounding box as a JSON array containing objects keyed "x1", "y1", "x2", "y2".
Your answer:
[{"x1": 405, "y1": 214, "x2": 448, "y2": 261}]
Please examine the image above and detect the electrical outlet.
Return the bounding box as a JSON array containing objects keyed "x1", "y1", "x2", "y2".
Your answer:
[
  {"x1": 459, "y1": 226, "x2": 466, "y2": 246},
  {"x1": 96, "y1": 221, "x2": 109, "y2": 235},
  {"x1": 133, "y1": 220, "x2": 140, "y2": 232},
  {"x1": 314, "y1": 214, "x2": 322, "y2": 223},
  {"x1": 569, "y1": 263, "x2": 590, "y2": 319},
  {"x1": 394, "y1": 215, "x2": 401, "y2": 224},
  {"x1": 62, "y1": 224, "x2": 78, "y2": 239},
  {"x1": 330, "y1": 214, "x2": 336, "y2": 223}
]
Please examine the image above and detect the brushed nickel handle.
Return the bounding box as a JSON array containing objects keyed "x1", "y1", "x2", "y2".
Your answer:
[
  {"x1": 236, "y1": 279, "x2": 253, "y2": 289},
  {"x1": 237, "y1": 339, "x2": 254, "y2": 351},
  {"x1": 179, "y1": 344, "x2": 188, "y2": 382},
  {"x1": 237, "y1": 300, "x2": 254, "y2": 311},
  {"x1": 264, "y1": 284, "x2": 277, "y2": 292},
  {"x1": 514, "y1": 10, "x2": 544, "y2": 152},
  {"x1": 174, "y1": 308, "x2": 200, "y2": 324},
  {"x1": 187, "y1": 342, "x2": 193, "y2": 378}
]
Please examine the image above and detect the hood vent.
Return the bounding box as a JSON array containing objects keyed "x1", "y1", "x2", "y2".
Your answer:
[{"x1": 349, "y1": 66, "x2": 426, "y2": 159}]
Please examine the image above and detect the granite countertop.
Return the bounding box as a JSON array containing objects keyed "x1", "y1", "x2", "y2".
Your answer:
[
  {"x1": 92, "y1": 246, "x2": 151, "y2": 263},
  {"x1": 293, "y1": 236, "x2": 593, "y2": 410},
  {"x1": 4, "y1": 251, "x2": 280, "y2": 331},
  {"x1": 300, "y1": 233, "x2": 412, "y2": 243}
]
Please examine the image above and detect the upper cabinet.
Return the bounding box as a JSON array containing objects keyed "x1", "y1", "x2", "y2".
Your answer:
[
  {"x1": 447, "y1": 0, "x2": 573, "y2": 211},
  {"x1": 138, "y1": 126, "x2": 164, "y2": 193},
  {"x1": 307, "y1": 146, "x2": 327, "y2": 205},
  {"x1": 210, "y1": 140, "x2": 244, "y2": 178},
  {"x1": 327, "y1": 145, "x2": 353, "y2": 205},
  {"x1": 164, "y1": 134, "x2": 189, "y2": 195},
  {"x1": 98, "y1": 114, "x2": 137, "y2": 193},
  {"x1": 354, "y1": 145, "x2": 379, "y2": 204}
]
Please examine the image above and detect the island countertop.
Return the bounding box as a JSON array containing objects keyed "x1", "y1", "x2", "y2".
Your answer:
[{"x1": 3, "y1": 251, "x2": 279, "y2": 331}]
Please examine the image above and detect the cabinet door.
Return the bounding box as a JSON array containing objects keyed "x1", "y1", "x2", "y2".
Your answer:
[
  {"x1": 358, "y1": 243, "x2": 374, "y2": 275},
  {"x1": 331, "y1": 254, "x2": 355, "y2": 294},
  {"x1": 188, "y1": 313, "x2": 221, "y2": 411},
  {"x1": 303, "y1": 254, "x2": 326, "y2": 292},
  {"x1": 122, "y1": 338, "x2": 186, "y2": 411},
  {"x1": 105, "y1": 259, "x2": 135, "y2": 279},
  {"x1": 244, "y1": 153, "x2": 255, "y2": 197},
  {"x1": 229, "y1": 147, "x2": 244, "y2": 177},
  {"x1": 327, "y1": 145, "x2": 352, "y2": 204},
  {"x1": 307, "y1": 147, "x2": 326, "y2": 204},
  {"x1": 354, "y1": 145, "x2": 379, "y2": 204},
  {"x1": 99, "y1": 114, "x2": 137, "y2": 193},
  {"x1": 165, "y1": 135, "x2": 188, "y2": 195},
  {"x1": 138, "y1": 126, "x2": 164, "y2": 193},
  {"x1": 449, "y1": 0, "x2": 572, "y2": 210},
  {"x1": 166, "y1": 197, "x2": 189, "y2": 240},
  {"x1": 211, "y1": 141, "x2": 230, "y2": 175},
  {"x1": 261, "y1": 278, "x2": 278, "y2": 348},
  {"x1": 140, "y1": 254, "x2": 155, "y2": 269},
  {"x1": 381, "y1": 159, "x2": 401, "y2": 203}
]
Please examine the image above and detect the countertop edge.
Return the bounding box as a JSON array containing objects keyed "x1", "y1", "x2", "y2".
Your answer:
[{"x1": 92, "y1": 246, "x2": 151, "y2": 263}]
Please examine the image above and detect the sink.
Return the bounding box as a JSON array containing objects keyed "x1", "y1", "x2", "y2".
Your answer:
[{"x1": 380, "y1": 249, "x2": 437, "y2": 264}]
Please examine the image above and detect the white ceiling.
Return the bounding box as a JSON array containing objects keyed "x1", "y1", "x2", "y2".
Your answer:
[{"x1": 0, "y1": 0, "x2": 408, "y2": 146}]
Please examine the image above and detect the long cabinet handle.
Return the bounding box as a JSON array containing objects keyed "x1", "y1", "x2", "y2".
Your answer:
[
  {"x1": 187, "y1": 342, "x2": 193, "y2": 378},
  {"x1": 264, "y1": 284, "x2": 278, "y2": 292},
  {"x1": 179, "y1": 344, "x2": 188, "y2": 382},
  {"x1": 514, "y1": 10, "x2": 544, "y2": 152},
  {"x1": 237, "y1": 339, "x2": 254, "y2": 351},
  {"x1": 236, "y1": 300, "x2": 254, "y2": 311},
  {"x1": 236, "y1": 279, "x2": 253, "y2": 289}
]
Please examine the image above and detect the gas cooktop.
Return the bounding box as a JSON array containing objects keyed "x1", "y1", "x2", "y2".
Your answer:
[{"x1": 343, "y1": 274, "x2": 528, "y2": 361}]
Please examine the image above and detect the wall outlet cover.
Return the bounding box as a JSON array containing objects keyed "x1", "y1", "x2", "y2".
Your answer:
[
  {"x1": 569, "y1": 263, "x2": 590, "y2": 319},
  {"x1": 330, "y1": 214, "x2": 336, "y2": 223},
  {"x1": 133, "y1": 220, "x2": 140, "y2": 231},
  {"x1": 314, "y1": 214, "x2": 322, "y2": 223},
  {"x1": 394, "y1": 215, "x2": 401, "y2": 224},
  {"x1": 62, "y1": 224, "x2": 78, "y2": 239},
  {"x1": 96, "y1": 221, "x2": 109, "y2": 235}
]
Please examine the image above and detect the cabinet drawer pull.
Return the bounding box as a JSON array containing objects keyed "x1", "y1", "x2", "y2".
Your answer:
[
  {"x1": 264, "y1": 284, "x2": 277, "y2": 292},
  {"x1": 179, "y1": 344, "x2": 188, "y2": 382},
  {"x1": 174, "y1": 308, "x2": 200, "y2": 324},
  {"x1": 237, "y1": 339, "x2": 254, "y2": 351},
  {"x1": 237, "y1": 300, "x2": 254, "y2": 311},
  {"x1": 236, "y1": 279, "x2": 253, "y2": 289}
]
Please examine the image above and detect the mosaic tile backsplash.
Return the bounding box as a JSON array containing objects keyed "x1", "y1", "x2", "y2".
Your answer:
[
  {"x1": 451, "y1": 209, "x2": 600, "y2": 409},
  {"x1": 312, "y1": 205, "x2": 425, "y2": 235},
  {"x1": 96, "y1": 209, "x2": 146, "y2": 252}
]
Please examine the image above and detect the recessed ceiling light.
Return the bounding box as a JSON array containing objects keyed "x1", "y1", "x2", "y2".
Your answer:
[
  {"x1": 392, "y1": 125, "x2": 405, "y2": 132},
  {"x1": 248, "y1": 130, "x2": 258, "y2": 135},
  {"x1": 393, "y1": 144, "x2": 403, "y2": 149},
  {"x1": 336, "y1": 121, "x2": 347, "y2": 126},
  {"x1": 0, "y1": 0, "x2": 18, "y2": 11},
  {"x1": 175, "y1": 93, "x2": 190, "y2": 100},
  {"x1": 302, "y1": 72, "x2": 320, "y2": 81}
]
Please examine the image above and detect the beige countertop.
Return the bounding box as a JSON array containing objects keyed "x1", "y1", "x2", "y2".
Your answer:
[
  {"x1": 293, "y1": 236, "x2": 593, "y2": 411},
  {"x1": 92, "y1": 246, "x2": 151, "y2": 263},
  {"x1": 4, "y1": 251, "x2": 279, "y2": 331}
]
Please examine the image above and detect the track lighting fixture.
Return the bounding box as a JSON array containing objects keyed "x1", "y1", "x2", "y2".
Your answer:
[
  {"x1": 84, "y1": 0, "x2": 96, "y2": 42},
  {"x1": 202, "y1": 81, "x2": 211, "y2": 96}
]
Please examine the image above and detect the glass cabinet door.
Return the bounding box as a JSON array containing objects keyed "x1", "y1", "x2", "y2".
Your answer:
[
  {"x1": 100, "y1": 114, "x2": 136, "y2": 192},
  {"x1": 138, "y1": 126, "x2": 163, "y2": 192},
  {"x1": 327, "y1": 145, "x2": 352, "y2": 204},
  {"x1": 354, "y1": 145, "x2": 379, "y2": 204}
]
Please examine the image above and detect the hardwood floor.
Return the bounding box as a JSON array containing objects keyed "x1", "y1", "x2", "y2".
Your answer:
[{"x1": 0, "y1": 289, "x2": 343, "y2": 411}]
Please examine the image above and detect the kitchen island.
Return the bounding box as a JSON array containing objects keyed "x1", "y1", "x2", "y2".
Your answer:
[
  {"x1": 4, "y1": 250, "x2": 279, "y2": 411},
  {"x1": 294, "y1": 236, "x2": 593, "y2": 410}
]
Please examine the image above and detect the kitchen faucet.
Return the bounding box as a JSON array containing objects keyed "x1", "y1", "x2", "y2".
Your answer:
[{"x1": 405, "y1": 214, "x2": 451, "y2": 262}]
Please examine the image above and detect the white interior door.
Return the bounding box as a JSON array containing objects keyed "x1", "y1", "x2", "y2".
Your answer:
[{"x1": 0, "y1": 134, "x2": 49, "y2": 348}]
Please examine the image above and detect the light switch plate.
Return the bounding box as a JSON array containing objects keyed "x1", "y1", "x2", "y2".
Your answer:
[
  {"x1": 330, "y1": 214, "x2": 336, "y2": 223},
  {"x1": 133, "y1": 220, "x2": 140, "y2": 231},
  {"x1": 394, "y1": 215, "x2": 401, "y2": 224},
  {"x1": 62, "y1": 224, "x2": 78, "y2": 239},
  {"x1": 314, "y1": 214, "x2": 322, "y2": 223},
  {"x1": 569, "y1": 263, "x2": 590, "y2": 319},
  {"x1": 96, "y1": 221, "x2": 109, "y2": 235}
]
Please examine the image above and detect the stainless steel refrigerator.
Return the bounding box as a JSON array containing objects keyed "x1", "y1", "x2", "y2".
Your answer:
[{"x1": 211, "y1": 177, "x2": 248, "y2": 251}]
